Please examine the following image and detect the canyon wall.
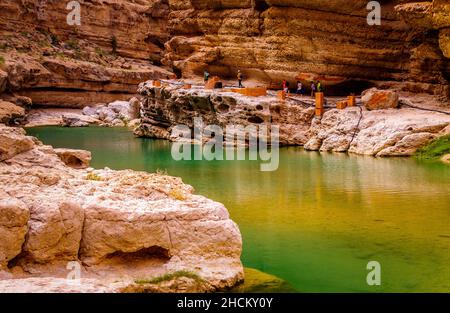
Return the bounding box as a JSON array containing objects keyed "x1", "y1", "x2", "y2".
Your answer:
[
  {"x1": 0, "y1": 0, "x2": 171, "y2": 107},
  {"x1": 164, "y1": 0, "x2": 449, "y2": 96},
  {"x1": 0, "y1": 0, "x2": 449, "y2": 108}
]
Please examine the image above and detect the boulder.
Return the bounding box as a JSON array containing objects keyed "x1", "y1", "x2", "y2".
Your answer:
[
  {"x1": 62, "y1": 113, "x2": 99, "y2": 127},
  {"x1": 0, "y1": 125, "x2": 244, "y2": 292},
  {"x1": 82, "y1": 106, "x2": 100, "y2": 117},
  {"x1": 0, "y1": 100, "x2": 25, "y2": 124},
  {"x1": 22, "y1": 200, "x2": 84, "y2": 264},
  {"x1": 97, "y1": 106, "x2": 117, "y2": 122},
  {"x1": 0, "y1": 124, "x2": 35, "y2": 161},
  {"x1": 10, "y1": 96, "x2": 32, "y2": 108},
  {"x1": 136, "y1": 84, "x2": 315, "y2": 145},
  {"x1": 361, "y1": 88, "x2": 399, "y2": 110},
  {"x1": 111, "y1": 119, "x2": 126, "y2": 127},
  {"x1": 376, "y1": 132, "x2": 436, "y2": 157},
  {"x1": 54, "y1": 148, "x2": 91, "y2": 169},
  {"x1": 129, "y1": 97, "x2": 141, "y2": 119},
  {"x1": 302, "y1": 106, "x2": 450, "y2": 155},
  {"x1": 108, "y1": 101, "x2": 130, "y2": 114},
  {"x1": 0, "y1": 198, "x2": 29, "y2": 268}
]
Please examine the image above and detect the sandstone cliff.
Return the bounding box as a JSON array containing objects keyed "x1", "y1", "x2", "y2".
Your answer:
[
  {"x1": 163, "y1": 0, "x2": 449, "y2": 97},
  {"x1": 0, "y1": 124, "x2": 243, "y2": 292},
  {"x1": 0, "y1": 0, "x2": 172, "y2": 107},
  {"x1": 1, "y1": 0, "x2": 449, "y2": 109}
]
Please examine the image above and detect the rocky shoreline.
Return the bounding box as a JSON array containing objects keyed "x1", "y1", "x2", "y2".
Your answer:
[
  {"x1": 135, "y1": 82, "x2": 450, "y2": 158},
  {"x1": 0, "y1": 124, "x2": 244, "y2": 293}
]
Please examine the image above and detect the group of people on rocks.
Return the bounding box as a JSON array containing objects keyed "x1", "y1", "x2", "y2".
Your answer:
[
  {"x1": 204, "y1": 69, "x2": 323, "y2": 97},
  {"x1": 283, "y1": 80, "x2": 322, "y2": 97}
]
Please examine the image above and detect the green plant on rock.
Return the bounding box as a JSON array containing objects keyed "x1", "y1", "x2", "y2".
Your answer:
[
  {"x1": 135, "y1": 271, "x2": 203, "y2": 285},
  {"x1": 0, "y1": 55, "x2": 5, "y2": 66},
  {"x1": 111, "y1": 35, "x2": 118, "y2": 55},
  {"x1": 86, "y1": 172, "x2": 103, "y2": 181},
  {"x1": 415, "y1": 135, "x2": 450, "y2": 161},
  {"x1": 119, "y1": 114, "x2": 130, "y2": 126},
  {"x1": 155, "y1": 168, "x2": 168, "y2": 175},
  {"x1": 168, "y1": 187, "x2": 186, "y2": 201},
  {"x1": 50, "y1": 33, "x2": 59, "y2": 45},
  {"x1": 95, "y1": 47, "x2": 106, "y2": 57},
  {"x1": 67, "y1": 39, "x2": 80, "y2": 51},
  {"x1": 54, "y1": 52, "x2": 68, "y2": 60},
  {"x1": 38, "y1": 40, "x2": 51, "y2": 48}
]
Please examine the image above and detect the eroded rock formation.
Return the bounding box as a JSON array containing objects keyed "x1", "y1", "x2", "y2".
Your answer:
[
  {"x1": 163, "y1": 0, "x2": 449, "y2": 97},
  {"x1": 0, "y1": 123, "x2": 243, "y2": 292},
  {"x1": 135, "y1": 82, "x2": 315, "y2": 145},
  {"x1": 1, "y1": 0, "x2": 449, "y2": 112},
  {"x1": 1, "y1": 0, "x2": 449, "y2": 108},
  {"x1": 136, "y1": 82, "x2": 450, "y2": 156},
  {"x1": 0, "y1": 0, "x2": 172, "y2": 107}
]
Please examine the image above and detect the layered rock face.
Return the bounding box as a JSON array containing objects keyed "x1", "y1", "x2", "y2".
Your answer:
[
  {"x1": 1, "y1": 0, "x2": 449, "y2": 109},
  {"x1": 136, "y1": 82, "x2": 450, "y2": 156},
  {"x1": 164, "y1": 0, "x2": 449, "y2": 97},
  {"x1": 0, "y1": 0, "x2": 171, "y2": 107},
  {"x1": 135, "y1": 83, "x2": 316, "y2": 145},
  {"x1": 0, "y1": 124, "x2": 243, "y2": 292}
]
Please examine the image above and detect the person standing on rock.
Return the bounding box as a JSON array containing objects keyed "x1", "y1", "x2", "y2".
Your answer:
[
  {"x1": 237, "y1": 70, "x2": 244, "y2": 88},
  {"x1": 311, "y1": 82, "x2": 316, "y2": 97},
  {"x1": 317, "y1": 81, "x2": 323, "y2": 93},
  {"x1": 204, "y1": 70, "x2": 210, "y2": 82},
  {"x1": 296, "y1": 81, "x2": 303, "y2": 96},
  {"x1": 284, "y1": 81, "x2": 290, "y2": 94}
]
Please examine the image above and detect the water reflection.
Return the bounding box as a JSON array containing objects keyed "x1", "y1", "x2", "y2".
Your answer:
[{"x1": 27, "y1": 127, "x2": 450, "y2": 292}]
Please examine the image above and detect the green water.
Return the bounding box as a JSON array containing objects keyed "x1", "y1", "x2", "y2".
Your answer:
[{"x1": 27, "y1": 126, "x2": 450, "y2": 292}]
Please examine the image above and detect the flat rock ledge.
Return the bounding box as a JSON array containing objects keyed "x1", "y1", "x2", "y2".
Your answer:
[{"x1": 0, "y1": 124, "x2": 243, "y2": 293}]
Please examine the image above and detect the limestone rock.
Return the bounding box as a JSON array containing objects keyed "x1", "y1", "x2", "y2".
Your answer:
[
  {"x1": 361, "y1": 88, "x2": 399, "y2": 111},
  {"x1": 0, "y1": 125, "x2": 243, "y2": 292},
  {"x1": 97, "y1": 106, "x2": 117, "y2": 123},
  {"x1": 23, "y1": 200, "x2": 84, "y2": 264},
  {"x1": 0, "y1": 100, "x2": 25, "y2": 125},
  {"x1": 108, "y1": 101, "x2": 130, "y2": 115},
  {"x1": 396, "y1": 0, "x2": 450, "y2": 58},
  {"x1": 62, "y1": 113, "x2": 99, "y2": 127},
  {"x1": 0, "y1": 198, "x2": 29, "y2": 269},
  {"x1": 135, "y1": 84, "x2": 314, "y2": 145},
  {"x1": 121, "y1": 276, "x2": 215, "y2": 293},
  {"x1": 0, "y1": 124, "x2": 35, "y2": 161},
  {"x1": 81, "y1": 99, "x2": 141, "y2": 127},
  {"x1": 376, "y1": 132, "x2": 436, "y2": 157},
  {"x1": 305, "y1": 107, "x2": 450, "y2": 156},
  {"x1": 129, "y1": 97, "x2": 141, "y2": 119},
  {"x1": 81, "y1": 106, "x2": 101, "y2": 118},
  {"x1": 54, "y1": 149, "x2": 91, "y2": 169}
]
